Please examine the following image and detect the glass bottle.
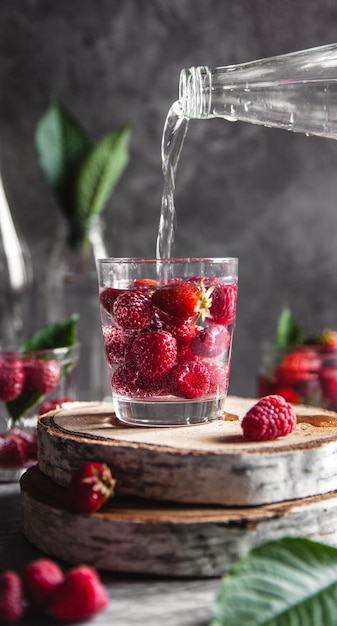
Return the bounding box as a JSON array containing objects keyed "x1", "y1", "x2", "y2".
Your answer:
[
  {"x1": 45, "y1": 215, "x2": 111, "y2": 401},
  {"x1": 0, "y1": 170, "x2": 34, "y2": 348},
  {"x1": 179, "y1": 43, "x2": 337, "y2": 139}
]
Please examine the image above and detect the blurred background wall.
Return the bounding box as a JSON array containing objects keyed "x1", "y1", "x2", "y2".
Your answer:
[{"x1": 1, "y1": 0, "x2": 337, "y2": 398}]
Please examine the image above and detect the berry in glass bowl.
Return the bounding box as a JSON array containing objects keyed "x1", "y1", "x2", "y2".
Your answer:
[{"x1": 0, "y1": 316, "x2": 79, "y2": 480}]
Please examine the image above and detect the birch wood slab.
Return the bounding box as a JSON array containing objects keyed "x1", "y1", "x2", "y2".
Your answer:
[
  {"x1": 37, "y1": 396, "x2": 337, "y2": 506},
  {"x1": 21, "y1": 465, "x2": 337, "y2": 578}
]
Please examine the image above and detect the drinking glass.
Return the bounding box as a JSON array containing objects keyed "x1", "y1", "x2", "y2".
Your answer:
[
  {"x1": 98, "y1": 257, "x2": 238, "y2": 426},
  {"x1": 0, "y1": 343, "x2": 80, "y2": 480}
]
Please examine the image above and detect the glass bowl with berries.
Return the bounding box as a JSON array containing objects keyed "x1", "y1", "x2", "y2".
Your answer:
[
  {"x1": 0, "y1": 315, "x2": 80, "y2": 480},
  {"x1": 258, "y1": 305, "x2": 337, "y2": 409},
  {"x1": 98, "y1": 257, "x2": 238, "y2": 427}
]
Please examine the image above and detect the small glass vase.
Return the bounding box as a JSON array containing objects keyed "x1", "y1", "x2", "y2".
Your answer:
[{"x1": 44, "y1": 217, "x2": 111, "y2": 401}]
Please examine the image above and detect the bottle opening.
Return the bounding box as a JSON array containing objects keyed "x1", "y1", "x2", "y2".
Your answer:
[{"x1": 179, "y1": 66, "x2": 212, "y2": 118}]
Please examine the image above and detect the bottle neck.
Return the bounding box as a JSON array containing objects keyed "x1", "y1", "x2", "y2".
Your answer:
[
  {"x1": 179, "y1": 43, "x2": 337, "y2": 139},
  {"x1": 179, "y1": 66, "x2": 212, "y2": 118}
]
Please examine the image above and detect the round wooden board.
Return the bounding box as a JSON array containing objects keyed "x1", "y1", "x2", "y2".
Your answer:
[
  {"x1": 37, "y1": 396, "x2": 337, "y2": 506},
  {"x1": 20, "y1": 465, "x2": 337, "y2": 578}
]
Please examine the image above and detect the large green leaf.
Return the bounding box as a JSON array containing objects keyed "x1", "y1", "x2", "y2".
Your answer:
[
  {"x1": 19, "y1": 313, "x2": 79, "y2": 351},
  {"x1": 75, "y1": 124, "x2": 131, "y2": 223},
  {"x1": 276, "y1": 304, "x2": 303, "y2": 350},
  {"x1": 210, "y1": 537, "x2": 337, "y2": 626},
  {"x1": 35, "y1": 100, "x2": 91, "y2": 216}
]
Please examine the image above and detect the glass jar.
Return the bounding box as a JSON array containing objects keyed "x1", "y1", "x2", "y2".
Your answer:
[
  {"x1": 258, "y1": 342, "x2": 337, "y2": 410},
  {"x1": 179, "y1": 43, "x2": 337, "y2": 139}
]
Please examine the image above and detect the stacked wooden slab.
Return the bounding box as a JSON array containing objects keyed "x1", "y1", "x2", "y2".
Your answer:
[{"x1": 20, "y1": 396, "x2": 337, "y2": 577}]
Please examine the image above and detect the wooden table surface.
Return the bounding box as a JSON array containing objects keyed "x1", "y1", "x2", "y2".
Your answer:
[{"x1": 0, "y1": 480, "x2": 220, "y2": 626}]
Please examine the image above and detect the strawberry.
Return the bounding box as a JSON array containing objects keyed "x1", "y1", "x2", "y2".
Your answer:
[
  {"x1": 190, "y1": 324, "x2": 230, "y2": 358},
  {"x1": 24, "y1": 358, "x2": 61, "y2": 394},
  {"x1": 270, "y1": 385, "x2": 300, "y2": 404},
  {"x1": 68, "y1": 461, "x2": 116, "y2": 513},
  {"x1": 274, "y1": 349, "x2": 321, "y2": 386},
  {"x1": 0, "y1": 358, "x2": 24, "y2": 402},
  {"x1": 208, "y1": 282, "x2": 238, "y2": 325},
  {"x1": 0, "y1": 570, "x2": 24, "y2": 625},
  {"x1": 38, "y1": 396, "x2": 74, "y2": 415},
  {"x1": 129, "y1": 330, "x2": 177, "y2": 378},
  {"x1": 167, "y1": 359, "x2": 210, "y2": 398},
  {"x1": 151, "y1": 280, "x2": 212, "y2": 320},
  {"x1": 113, "y1": 290, "x2": 154, "y2": 330},
  {"x1": 100, "y1": 287, "x2": 125, "y2": 315},
  {"x1": 133, "y1": 278, "x2": 159, "y2": 290},
  {"x1": 311, "y1": 329, "x2": 337, "y2": 353},
  {"x1": 49, "y1": 564, "x2": 108, "y2": 623},
  {"x1": 22, "y1": 558, "x2": 64, "y2": 611}
]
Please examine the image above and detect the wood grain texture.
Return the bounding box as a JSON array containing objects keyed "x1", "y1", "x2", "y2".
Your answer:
[
  {"x1": 21, "y1": 465, "x2": 337, "y2": 578},
  {"x1": 37, "y1": 397, "x2": 337, "y2": 506}
]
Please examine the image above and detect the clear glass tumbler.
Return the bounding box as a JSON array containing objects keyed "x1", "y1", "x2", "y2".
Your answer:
[{"x1": 98, "y1": 257, "x2": 238, "y2": 426}]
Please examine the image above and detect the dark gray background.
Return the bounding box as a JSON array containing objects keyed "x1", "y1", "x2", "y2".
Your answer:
[{"x1": 1, "y1": 0, "x2": 337, "y2": 398}]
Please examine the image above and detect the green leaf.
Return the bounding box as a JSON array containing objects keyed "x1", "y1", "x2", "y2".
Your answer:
[
  {"x1": 6, "y1": 390, "x2": 43, "y2": 422},
  {"x1": 210, "y1": 537, "x2": 337, "y2": 626},
  {"x1": 75, "y1": 124, "x2": 131, "y2": 224},
  {"x1": 276, "y1": 304, "x2": 303, "y2": 350},
  {"x1": 19, "y1": 313, "x2": 79, "y2": 351},
  {"x1": 35, "y1": 100, "x2": 91, "y2": 216}
]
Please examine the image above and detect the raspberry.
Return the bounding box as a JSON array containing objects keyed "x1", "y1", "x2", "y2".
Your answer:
[
  {"x1": 129, "y1": 330, "x2": 177, "y2": 378},
  {"x1": 209, "y1": 282, "x2": 237, "y2": 325},
  {"x1": 24, "y1": 358, "x2": 61, "y2": 394},
  {"x1": 49, "y1": 564, "x2": 108, "y2": 623},
  {"x1": 206, "y1": 360, "x2": 229, "y2": 393},
  {"x1": 190, "y1": 324, "x2": 230, "y2": 358},
  {"x1": 113, "y1": 290, "x2": 154, "y2": 331},
  {"x1": 111, "y1": 364, "x2": 139, "y2": 396},
  {"x1": 0, "y1": 358, "x2": 24, "y2": 402},
  {"x1": 153, "y1": 311, "x2": 197, "y2": 353},
  {"x1": 112, "y1": 364, "x2": 166, "y2": 398},
  {"x1": 38, "y1": 397, "x2": 74, "y2": 415},
  {"x1": 102, "y1": 325, "x2": 130, "y2": 365},
  {"x1": 241, "y1": 395, "x2": 296, "y2": 441},
  {"x1": 100, "y1": 287, "x2": 125, "y2": 315},
  {"x1": 0, "y1": 430, "x2": 29, "y2": 468},
  {"x1": 22, "y1": 558, "x2": 65, "y2": 611},
  {"x1": 0, "y1": 570, "x2": 24, "y2": 625},
  {"x1": 168, "y1": 359, "x2": 210, "y2": 399}
]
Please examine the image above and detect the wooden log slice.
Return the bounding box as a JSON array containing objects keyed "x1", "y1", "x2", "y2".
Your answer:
[
  {"x1": 37, "y1": 396, "x2": 337, "y2": 506},
  {"x1": 21, "y1": 465, "x2": 337, "y2": 578}
]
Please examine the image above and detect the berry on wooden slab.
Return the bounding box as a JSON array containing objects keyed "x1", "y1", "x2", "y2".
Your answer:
[
  {"x1": 68, "y1": 461, "x2": 116, "y2": 513},
  {"x1": 241, "y1": 394, "x2": 297, "y2": 441}
]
